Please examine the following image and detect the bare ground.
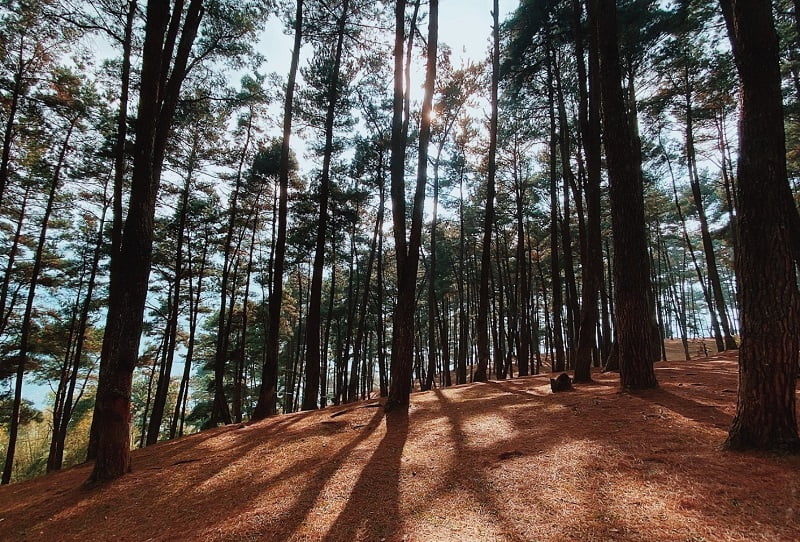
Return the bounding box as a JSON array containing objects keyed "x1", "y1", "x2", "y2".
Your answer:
[{"x1": 1, "y1": 342, "x2": 799, "y2": 541}]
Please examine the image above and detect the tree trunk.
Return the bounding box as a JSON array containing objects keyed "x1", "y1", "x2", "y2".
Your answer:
[
  {"x1": 349, "y1": 151, "x2": 384, "y2": 401},
  {"x1": 210, "y1": 120, "x2": 253, "y2": 427},
  {"x1": 720, "y1": 0, "x2": 800, "y2": 451},
  {"x1": 513, "y1": 137, "x2": 531, "y2": 377},
  {"x1": 547, "y1": 42, "x2": 566, "y2": 374},
  {"x1": 662, "y1": 138, "x2": 725, "y2": 350},
  {"x1": 170, "y1": 223, "x2": 209, "y2": 439},
  {"x1": 555, "y1": 51, "x2": 580, "y2": 369},
  {"x1": 684, "y1": 93, "x2": 737, "y2": 350},
  {"x1": 377, "y1": 183, "x2": 388, "y2": 397},
  {"x1": 2, "y1": 117, "x2": 76, "y2": 484},
  {"x1": 48, "y1": 192, "x2": 109, "y2": 471},
  {"x1": 387, "y1": 0, "x2": 412, "y2": 405},
  {"x1": 146, "y1": 160, "x2": 194, "y2": 444},
  {"x1": 0, "y1": 186, "x2": 30, "y2": 338},
  {"x1": 87, "y1": 0, "x2": 203, "y2": 482},
  {"x1": 474, "y1": 0, "x2": 500, "y2": 382},
  {"x1": 456, "y1": 156, "x2": 468, "y2": 384},
  {"x1": 387, "y1": 0, "x2": 438, "y2": 409},
  {"x1": 253, "y1": 0, "x2": 302, "y2": 419},
  {"x1": 342, "y1": 223, "x2": 359, "y2": 402},
  {"x1": 111, "y1": 0, "x2": 137, "y2": 268},
  {"x1": 302, "y1": 0, "x2": 349, "y2": 411},
  {"x1": 0, "y1": 42, "x2": 28, "y2": 208},
  {"x1": 590, "y1": 0, "x2": 657, "y2": 389},
  {"x1": 324, "y1": 256, "x2": 337, "y2": 405},
  {"x1": 233, "y1": 210, "x2": 259, "y2": 422},
  {"x1": 573, "y1": 0, "x2": 603, "y2": 383}
]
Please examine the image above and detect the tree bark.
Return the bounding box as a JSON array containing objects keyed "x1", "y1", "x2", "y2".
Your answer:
[
  {"x1": 573, "y1": 0, "x2": 603, "y2": 383},
  {"x1": 302, "y1": 0, "x2": 349, "y2": 411},
  {"x1": 387, "y1": 0, "x2": 437, "y2": 409},
  {"x1": 590, "y1": 0, "x2": 657, "y2": 389},
  {"x1": 474, "y1": 0, "x2": 500, "y2": 382},
  {"x1": 87, "y1": 0, "x2": 203, "y2": 482},
  {"x1": 253, "y1": 0, "x2": 302, "y2": 419},
  {"x1": 720, "y1": 0, "x2": 800, "y2": 452}
]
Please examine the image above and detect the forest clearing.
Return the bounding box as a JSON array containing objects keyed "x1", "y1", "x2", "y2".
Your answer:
[{"x1": 1, "y1": 343, "x2": 798, "y2": 542}]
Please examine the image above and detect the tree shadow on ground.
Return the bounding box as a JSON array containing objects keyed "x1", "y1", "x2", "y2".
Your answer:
[
  {"x1": 638, "y1": 387, "x2": 732, "y2": 428},
  {"x1": 322, "y1": 409, "x2": 409, "y2": 541},
  {"x1": 234, "y1": 407, "x2": 386, "y2": 542},
  {"x1": 432, "y1": 388, "x2": 533, "y2": 542}
]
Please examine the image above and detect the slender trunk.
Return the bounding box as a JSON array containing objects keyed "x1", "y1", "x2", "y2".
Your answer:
[
  {"x1": 554, "y1": 53, "x2": 579, "y2": 367},
  {"x1": 573, "y1": 0, "x2": 603, "y2": 382},
  {"x1": 48, "y1": 193, "x2": 109, "y2": 471},
  {"x1": 234, "y1": 212, "x2": 258, "y2": 422},
  {"x1": 349, "y1": 152, "x2": 384, "y2": 401},
  {"x1": 139, "y1": 338, "x2": 162, "y2": 448},
  {"x1": 0, "y1": 55, "x2": 26, "y2": 207},
  {"x1": 3, "y1": 118, "x2": 76, "y2": 483},
  {"x1": 547, "y1": 42, "x2": 566, "y2": 374},
  {"x1": 387, "y1": 0, "x2": 438, "y2": 409},
  {"x1": 338, "y1": 221, "x2": 358, "y2": 403},
  {"x1": 146, "y1": 160, "x2": 194, "y2": 444},
  {"x1": 474, "y1": 0, "x2": 500, "y2": 382},
  {"x1": 0, "y1": 187, "x2": 30, "y2": 337},
  {"x1": 659, "y1": 232, "x2": 690, "y2": 360},
  {"x1": 111, "y1": 0, "x2": 137, "y2": 264},
  {"x1": 49, "y1": 290, "x2": 81, "y2": 474},
  {"x1": 302, "y1": 0, "x2": 349, "y2": 411},
  {"x1": 170, "y1": 224, "x2": 208, "y2": 439},
  {"x1": 599, "y1": 241, "x2": 613, "y2": 365},
  {"x1": 324, "y1": 257, "x2": 337, "y2": 405},
  {"x1": 684, "y1": 94, "x2": 737, "y2": 350},
  {"x1": 425, "y1": 156, "x2": 440, "y2": 390},
  {"x1": 377, "y1": 182, "x2": 388, "y2": 397},
  {"x1": 210, "y1": 121, "x2": 253, "y2": 427},
  {"x1": 493, "y1": 238, "x2": 506, "y2": 379},
  {"x1": 253, "y1": 0, "x2": 302, "y2": 419},
  {"x1": 438, "y1": 295, "x2": 452, "y2": 386},
  {"x1": 716, "y1": 110, "x2": 738, "y2": 254},
  {"x1": 456, "y1": 158, "x2": 468, "y2": 384},
  {"x1": 662, "y1": 138, "x2": 725, "y2": 350},
  {"x1": 513, "y1": 142, "x2": 531, "y2": 377}
]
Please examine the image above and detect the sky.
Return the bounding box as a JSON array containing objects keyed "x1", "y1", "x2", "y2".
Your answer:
[
  {"x1": 259, "y1": 0, "x2": 519, "y2": 79},
  {"x1": 438, "y1": 0, "x2": 518, "y2": 62}
]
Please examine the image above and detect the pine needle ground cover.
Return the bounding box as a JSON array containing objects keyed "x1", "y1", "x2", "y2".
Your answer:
[{"x1": 1, "y1": 345, "x2": 798, "y2": 541}]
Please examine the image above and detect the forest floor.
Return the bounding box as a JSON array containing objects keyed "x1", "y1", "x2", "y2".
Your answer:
[{"x1": 1, "y1": 340, "x2": 799, "y2": 541}]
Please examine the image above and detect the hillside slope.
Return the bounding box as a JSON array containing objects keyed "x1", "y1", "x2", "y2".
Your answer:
[{"x1": 1, "y1": 351, "x2": 799, "y2": 541}]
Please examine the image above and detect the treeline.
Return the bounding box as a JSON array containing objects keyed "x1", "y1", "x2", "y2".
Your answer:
[{"x1": 0, "y1": 0, "x2": 798, "y2": 484}]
